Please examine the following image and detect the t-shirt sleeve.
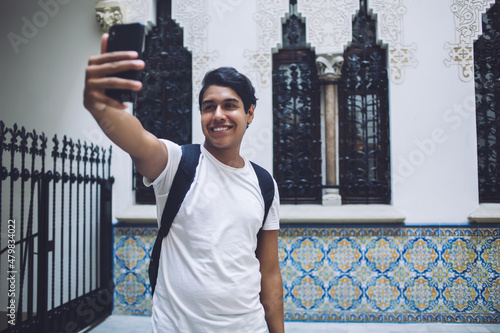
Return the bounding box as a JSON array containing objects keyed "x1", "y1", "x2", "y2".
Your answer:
[
  {"x1": 261, "y1": 179, "x2": 280, "y2": 231},
  {"x1": 142, "y1": 140, "x2": 182, "y2": 227},
  {"x1": 143, "y1": 139, "x2": 182, "y2": 195}
]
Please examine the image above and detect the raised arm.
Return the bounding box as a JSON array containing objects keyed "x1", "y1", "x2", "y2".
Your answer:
[{"x1": 83, "y1": 34, "x2": 167, "y2": 181}]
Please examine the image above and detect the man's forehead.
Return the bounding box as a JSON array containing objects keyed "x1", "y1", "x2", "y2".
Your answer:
[{"x1": 201, "y1": 85, "x2": 242, "y2": 103}]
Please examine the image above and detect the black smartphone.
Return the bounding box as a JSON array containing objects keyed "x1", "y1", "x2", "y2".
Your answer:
[{"x1": 105, "y1": 22, "x2": 145, "y2": 103}]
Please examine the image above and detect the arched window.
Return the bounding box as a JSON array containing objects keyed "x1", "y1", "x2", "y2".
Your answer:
[
  {"x1": 272, "y1": 1, "x2": 322, "y2": 204},
  {"x1": 474, "y1": 1, "x2": 500, "y2": 203},
  {"x1": 338, "y1": 0, "x2": 391, "y2": 204},
  {"x1": 133, "y1": 0, "x2": 193, "y2": 204}
]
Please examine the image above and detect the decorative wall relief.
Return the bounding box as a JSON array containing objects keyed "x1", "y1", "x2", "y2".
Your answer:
[
  {"x1": 243, "y1": 49, "x2": 273, "y2": 87},
  {"x1": 298, "y1": 0, "x2": 359, "y2": 54},
  {"x1": 297, "y1": 0, "x2": 415, "y2": 84},
  {"x1": 444, "y1": 0, "x2": 495, "y2": 82},
  {"x1": 316, "y1": 54, "x2": 344, "y2": 80},
  {"x1": 95, "y1": 0, "x2": 156, "y2": 32},
  {"x1": 95, "y1": 1, "x2": 125, "y2": 32},
  {"x1": 173, "y1": 0, "x2": 218, "y2": 99},
  {"x1": 370, "y1": 0, "x2": 417, "y2": 84},
  {"x1": 244, "y1": 0, "x2": 288, "y2": 88},
  {"x1": 124, "y1": 0, "x2": 156, "y2": 30}
]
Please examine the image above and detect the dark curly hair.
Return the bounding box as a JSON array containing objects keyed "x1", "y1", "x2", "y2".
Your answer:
[{"x1": 198, "y1": 67, "x2": 257, "y2": 114}]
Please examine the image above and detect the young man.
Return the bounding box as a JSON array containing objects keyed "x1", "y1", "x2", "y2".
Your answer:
[{"x1": 83, "y1": 34, "x2": 284, "y2": 333}]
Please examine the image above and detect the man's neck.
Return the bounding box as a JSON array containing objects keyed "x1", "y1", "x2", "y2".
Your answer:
[{"x1": 203, "y1": 142, "x2": 245, "y2": 168}]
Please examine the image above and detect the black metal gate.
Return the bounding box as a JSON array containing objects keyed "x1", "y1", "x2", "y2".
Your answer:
[{"x1": 0, "y1": 122, "x2": 114, "y2": 333}]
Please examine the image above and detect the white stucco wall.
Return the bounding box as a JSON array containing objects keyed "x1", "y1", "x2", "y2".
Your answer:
[{"x1": 388, "y1": 0, "x2": 480, "y2": 223}]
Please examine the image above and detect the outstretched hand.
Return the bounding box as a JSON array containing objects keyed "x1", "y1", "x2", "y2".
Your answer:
[{"x1": 83, "y1": 33, "x2": 145, "y2": 113}]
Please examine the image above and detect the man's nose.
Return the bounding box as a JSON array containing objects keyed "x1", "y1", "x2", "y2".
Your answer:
[{"x1": 214, "y1": 105, "x2": 226, "y2": 120}]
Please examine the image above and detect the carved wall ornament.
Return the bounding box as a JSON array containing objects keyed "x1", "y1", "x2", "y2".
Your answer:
[
  {"x1": 173, "y1": 0, "x2": 210, "y2": 53},
  {"x1": 254, "y1": 0, "x2": 288, "y2": 50},
  {"x1": 444, "y1": 0, "x2": 495, "y2": 82},
  {"x1": 192, "y1": 51, "x2": 220, "y2": 93},
  {"x1": 370, "y1": 0, "x2": 417, "y2": 84},
  {"x1": 95, "y1": 0, "x2": 157, "y2": 32},
  {"x1": 388, "y1": 42, "x2": 418, "y2": 83},
  {"x1": 298, "y1": 0, "x2": 359, "y2": 54},
  {"x1": 244, "y1": 0, "x2": 288, "y2": 88},
  {"x1": 244, "y1": 50, "x2": 272, "y2": 88},
  {"x1": 124, "y1": 0, "x2": 156, "y2": 30},
  {"x1": 316, "y1": 54, "x2": 344, "y2": 81},
  {"x1": 95, "y1": 1, "x2": 125, "y2": 32}
]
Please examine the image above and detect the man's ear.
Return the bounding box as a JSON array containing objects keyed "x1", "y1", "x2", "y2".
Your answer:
[{"x1": 246, "y1": 105, "x2": 255, "y2": 125}]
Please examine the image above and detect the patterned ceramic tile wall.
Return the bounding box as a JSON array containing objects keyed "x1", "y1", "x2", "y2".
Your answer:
[
  {"x1": 113, "y1": 227, "x2": 154, "y2": 315},
  {"x1": 280, "y1": 226, "x2": 500, "y2": 323},
  {"x1": 113, "y1": 225, "x2": 500, "y2": 323}
]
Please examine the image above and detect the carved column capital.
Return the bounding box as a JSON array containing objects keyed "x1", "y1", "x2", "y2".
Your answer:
[
  {"x1": 316, "y1": 54, "x2": 344, "y2": 82},
  {"x1": 95, "y1": 0, "x2": 156, "y2": 33},
  {"x1": 95, "y1": 1, "x2": 125, "y2": 32}
]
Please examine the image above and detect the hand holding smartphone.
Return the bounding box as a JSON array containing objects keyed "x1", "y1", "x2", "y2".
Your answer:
[{"x1": 105, "y1": 23, "x2": 145, "y2": 103}]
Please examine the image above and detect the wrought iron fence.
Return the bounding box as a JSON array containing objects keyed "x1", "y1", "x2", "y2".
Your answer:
[{"x1": 0, "y1": 121, "x2": 114, "y2": 333}]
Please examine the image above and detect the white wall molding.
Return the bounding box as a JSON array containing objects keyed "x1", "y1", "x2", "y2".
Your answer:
[
  {"x1": 116, "y1": 204, "x2": 406, "y2": 224},
  {"x1": 469, "y1": 204, "x2": 500, "y2": 223},
  {"x1": 116, "y1": 204, "x2": 158, "y2": 223},
  {"x1": 280, "y1": 204, "x2": 406, "y2": 223}
]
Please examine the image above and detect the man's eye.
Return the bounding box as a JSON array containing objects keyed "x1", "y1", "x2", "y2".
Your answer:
[{"x1": 203, "y1": 105, "x2": 214, "y2": 111}]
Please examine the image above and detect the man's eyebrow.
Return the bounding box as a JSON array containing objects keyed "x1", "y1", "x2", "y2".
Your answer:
[
  {"x1": 201, "y1": 98, "x2": 241, "y2": 105},
  {"x1": 223, "y1": 98, "x2": 240, "y2": 103}
]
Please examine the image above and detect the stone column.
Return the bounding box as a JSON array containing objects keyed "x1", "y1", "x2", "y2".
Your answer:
[{"x1": 316, "y1": 54, "x2": 344, "y2": 206}]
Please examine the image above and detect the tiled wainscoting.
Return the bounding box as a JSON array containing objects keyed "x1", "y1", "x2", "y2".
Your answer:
[
  {"x1": 113, "y1": 227, "x2": 155, "y2": 315},
  {"x1": 113, "y1": 224, "x2": 500, "y2": 323}
]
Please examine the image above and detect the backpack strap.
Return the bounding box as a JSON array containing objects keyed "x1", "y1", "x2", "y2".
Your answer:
[
  {"x1": 250, "y1": 161, "x2": 275, "y2": 227},
  {"x1": 149, "y1": 144, "x2": 201, "y2": 295}
]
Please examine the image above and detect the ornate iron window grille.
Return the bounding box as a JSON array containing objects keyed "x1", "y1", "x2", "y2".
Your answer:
[
  {"x1": 272, "y1": 2, "x2": 322, "y2": 204},
  {"x1": 474, "y1": 1, "x2": 500, "y2": 203},
  {"x1": 338, "y1": 0, "x2": 391, "y2": 204},
  {"x1": 133, "y1": 0, "x2": 193, "y2": 204}
]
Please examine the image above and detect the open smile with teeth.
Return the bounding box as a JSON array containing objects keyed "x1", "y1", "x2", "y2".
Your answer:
[{"x1": 212, "y1": 126, "x2": 232, "y2": 132}]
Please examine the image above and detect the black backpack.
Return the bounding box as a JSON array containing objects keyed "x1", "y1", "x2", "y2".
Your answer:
[{"x1": 148, "y1": 144, "x2": 275, "y2": 295}]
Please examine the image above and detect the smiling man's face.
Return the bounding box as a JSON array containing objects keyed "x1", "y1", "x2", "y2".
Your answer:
[{"x1": 200, "y1": 85, "x2": 254, "y2": 160}]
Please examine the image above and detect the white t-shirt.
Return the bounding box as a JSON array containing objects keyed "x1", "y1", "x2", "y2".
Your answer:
[{"x1": 145, "y1": 140, "x2": 280, "y2": 333}]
